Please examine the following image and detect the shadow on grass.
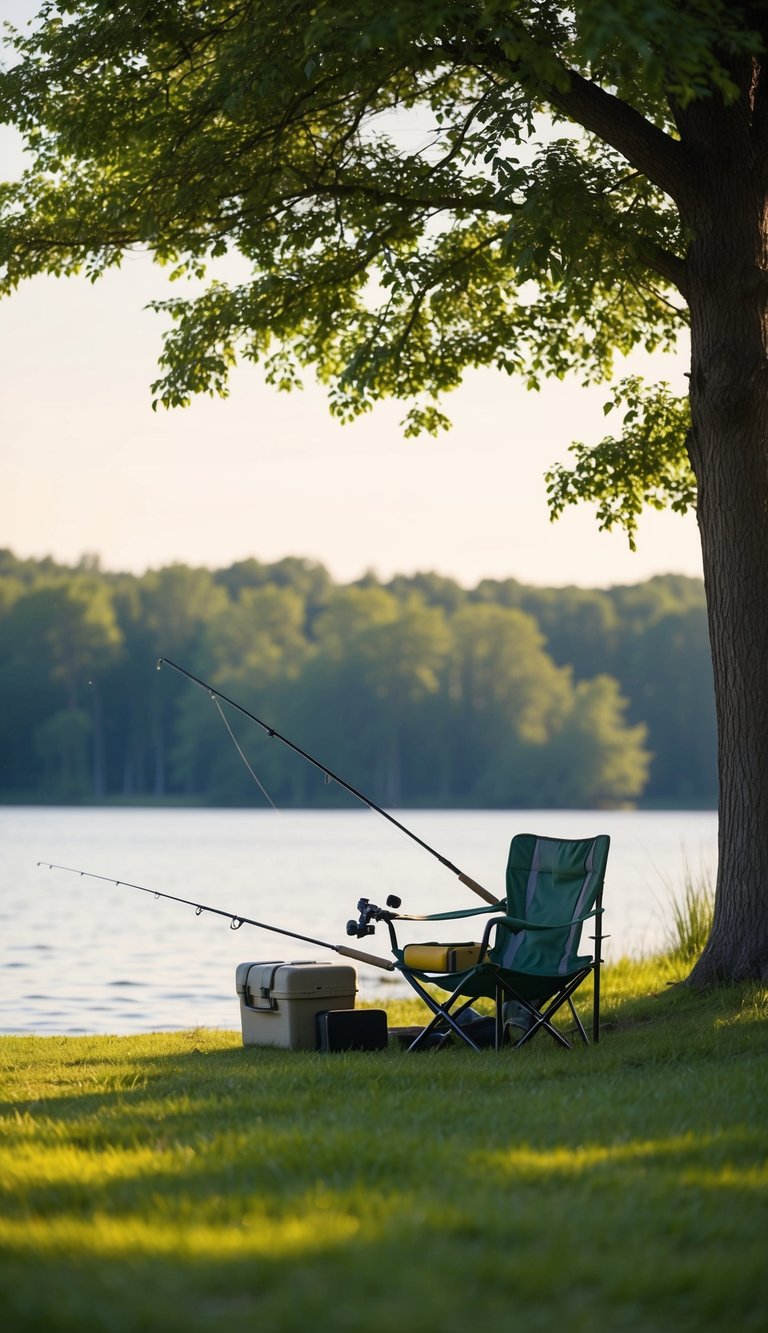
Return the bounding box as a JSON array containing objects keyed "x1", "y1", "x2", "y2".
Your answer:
[
  {"x1": 1, "y1": 1071, "x2": 766, "y2": 1333},
  {"x1": 1, "y1": 980, "x2": 766, "y2": 1332}
]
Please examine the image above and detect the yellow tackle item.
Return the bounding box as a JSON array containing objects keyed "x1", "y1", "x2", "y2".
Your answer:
[{"x1": 401, "y1": 942, "x2": 485, "y2": 972}]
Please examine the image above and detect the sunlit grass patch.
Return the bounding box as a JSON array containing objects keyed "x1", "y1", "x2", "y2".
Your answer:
[{"x1": 0, "y1": 1204, "x2": 365, "y2": 1260}]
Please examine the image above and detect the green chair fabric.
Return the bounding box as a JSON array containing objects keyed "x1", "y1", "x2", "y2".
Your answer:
[{"x1": 392, "y1": 832, "x2": 610, "y2": 1052}]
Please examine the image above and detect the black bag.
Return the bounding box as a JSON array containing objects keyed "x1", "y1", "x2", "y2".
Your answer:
[{"x1": 316, "y1": 1008, "x2": 389, "y2": 1052}]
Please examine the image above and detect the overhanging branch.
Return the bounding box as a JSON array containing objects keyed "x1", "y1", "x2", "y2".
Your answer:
[
  {"x1": 544, "y1": 67, "x2": 693, "y2": 208},
  {"x1": 437, "y1": 36, "x2": 694, "y2": 210}
]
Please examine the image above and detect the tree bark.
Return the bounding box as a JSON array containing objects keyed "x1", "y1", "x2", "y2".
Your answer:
[{"x1": 681, "y1": 74, "x2": 768, "y2": 983}]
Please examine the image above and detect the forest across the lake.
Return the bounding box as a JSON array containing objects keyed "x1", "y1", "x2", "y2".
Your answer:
[{"x1": 0, "y1": 549, "x2": 716, "y2": 809}]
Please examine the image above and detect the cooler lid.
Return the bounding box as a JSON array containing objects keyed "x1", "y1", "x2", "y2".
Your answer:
[
  {"x1": 237, "y1": 960, "x2": 357, "y2": 1000},
  {"x1": 270, "y1": 961, "x2": 357, "y2": 998}
]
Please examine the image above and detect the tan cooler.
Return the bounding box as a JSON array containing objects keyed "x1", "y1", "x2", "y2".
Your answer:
[{"x1": 235, "y1": 960, "x2": 357, "y2": 1050}]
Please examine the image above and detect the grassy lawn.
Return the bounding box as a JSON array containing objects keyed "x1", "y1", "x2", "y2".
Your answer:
[{"x1": 1, "y1": 957, "x2": 766, "y2": 1333}]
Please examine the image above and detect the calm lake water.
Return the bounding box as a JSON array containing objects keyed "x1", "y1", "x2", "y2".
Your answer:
[{"x1": 0, "y1": 806, "x2": 717, "y2": 1035}]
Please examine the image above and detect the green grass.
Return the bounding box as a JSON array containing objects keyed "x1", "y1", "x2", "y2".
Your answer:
[
  {"x1": 661, "y1": 859, "x2": 716, "y2": 961},
  {"x1": 1, "y1": 957, "x2": 767, "y2": 1333}
]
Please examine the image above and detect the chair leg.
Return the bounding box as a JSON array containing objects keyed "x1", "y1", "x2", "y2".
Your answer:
[
  {"x1": 591, "y1": 892, "x2": 603, "y2": 1044},
  {"x1": 398, "y1": 971, "x2": 483, "y2": 1052},
  {"x1": 533, "y1": 970, "x2": 594, "y2": 1046},
  {"x1": 516, "y1": 1004, "x2": 573, "y2": 1049},
  {"x1": 408, "y1": 994, "x2": 477, "y2": 1051},
  {"x1": 494, "y1": 979, "x2": 568, "y2": 1048},
  {"x1": 567, "y1": 995, "x2": 589, "y2": 1045},
  {"x1": 498, "y1": 970, "x2": 593, "y2": 1049},
  {"x1": 494, "y1": 979, "x2": 504, "y2": 1051},
  {"x1": 407, "y1": 1009, "x2": 448, "y2": 1051}
]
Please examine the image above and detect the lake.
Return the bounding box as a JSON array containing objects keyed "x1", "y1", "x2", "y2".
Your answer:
[{"x1": 0, "y1": 805, "x2": 717, "y2": 1035}]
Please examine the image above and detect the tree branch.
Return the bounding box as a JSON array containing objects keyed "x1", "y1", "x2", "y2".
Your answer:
[
  {"x1": 281, "y1": 172, "x2": 512, "y2": 217},
  {"x1": 438, "y1": 37, "x2": 695, "y2": 210},
  {"x1": 637, "y1": 243, "x2": 688, "y2": 298},
  {"x1": 543, "y1": 67, "x2": 693, "y2": 207}
]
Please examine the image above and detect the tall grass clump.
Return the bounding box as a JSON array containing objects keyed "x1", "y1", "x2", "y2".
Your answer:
[{"x1": 663, "y1": 858, "x2": 715, "y2": 961}]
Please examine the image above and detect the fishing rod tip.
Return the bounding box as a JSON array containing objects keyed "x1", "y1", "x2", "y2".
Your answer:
[{"x1": 156, "y1": 658, "x2": 164, "y2": 670}]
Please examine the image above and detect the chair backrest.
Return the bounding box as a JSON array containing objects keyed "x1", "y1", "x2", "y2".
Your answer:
[{"x1": 490, "y1": 832, "x2": 610, "y2": 977}]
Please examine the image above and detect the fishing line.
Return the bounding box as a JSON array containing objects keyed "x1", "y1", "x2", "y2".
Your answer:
[
  {"x1": 157, "y1": 657, "x2": 499, "y2": 905},
  {"x1": 211, "y1": 695, "x2": 279, "y2": 810},
  {"x1": 37, "y1": 862, "x2": 395, "y2": 970}
]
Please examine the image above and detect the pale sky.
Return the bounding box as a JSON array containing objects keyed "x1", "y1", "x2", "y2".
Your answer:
[{"x1": 0, "y1": 3, "x2": 702, "y2": 590}]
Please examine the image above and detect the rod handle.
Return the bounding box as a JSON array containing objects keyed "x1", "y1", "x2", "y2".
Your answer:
[
  {"x1": 335, "y1": 944, "x2": 395, "y2": 971},
  {"x1": 458, "y1": 873, "x2": 501, "y2": 905}
]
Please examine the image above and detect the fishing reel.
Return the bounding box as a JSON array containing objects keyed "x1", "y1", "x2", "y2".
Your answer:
[{"x1": 346, "y1": 895, "x2": 402, "y2": 938}]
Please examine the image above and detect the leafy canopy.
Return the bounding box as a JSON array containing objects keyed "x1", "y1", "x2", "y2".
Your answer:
[{"x1": 2, "y1": 1, "x2": 759, "y2": 532}]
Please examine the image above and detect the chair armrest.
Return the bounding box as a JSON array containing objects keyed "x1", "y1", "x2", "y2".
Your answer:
[
  {"x1": 391, "y1": 901, "x2": 506, "y2": 923},
  {"x1": 491, "y1": 907, "x2": 604, "y2": 932},
  {"x1": 478, "y1": 914, "x2": 508, "y2": 961},
  {"x1": 476, "y1": 905, "x2": 604, "y2": 963}
]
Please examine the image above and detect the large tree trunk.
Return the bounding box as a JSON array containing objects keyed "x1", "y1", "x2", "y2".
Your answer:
[{"x1": 682, "y1": 76, "x2": 768, "y2": 983}]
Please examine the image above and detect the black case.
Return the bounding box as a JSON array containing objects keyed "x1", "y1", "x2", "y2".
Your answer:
[{"x1": 316, "y1": 1008, "x2": 388, "y2": 1052}]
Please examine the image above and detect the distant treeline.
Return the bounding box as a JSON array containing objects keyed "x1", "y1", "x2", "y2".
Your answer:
[{"x1": 0, "y1": 549, "x2": 716, "y2": 808}]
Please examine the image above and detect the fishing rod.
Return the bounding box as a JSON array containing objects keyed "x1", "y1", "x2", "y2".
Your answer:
[
  {"x1": 157, "y1": 657, "x2": 500, "y2": 905},
  {"x1": 37, "y1": 862, "x2": 396, "y2": 971}
]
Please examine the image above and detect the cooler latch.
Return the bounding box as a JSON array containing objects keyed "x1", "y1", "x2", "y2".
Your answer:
[{"x1": 247, "y1": 962, "x2": 283, "y2": 1011}]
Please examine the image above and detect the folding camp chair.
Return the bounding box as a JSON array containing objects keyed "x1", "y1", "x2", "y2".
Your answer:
[{"x1": 348, "y1": 832, "x2": 609, "y2": 1052}]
